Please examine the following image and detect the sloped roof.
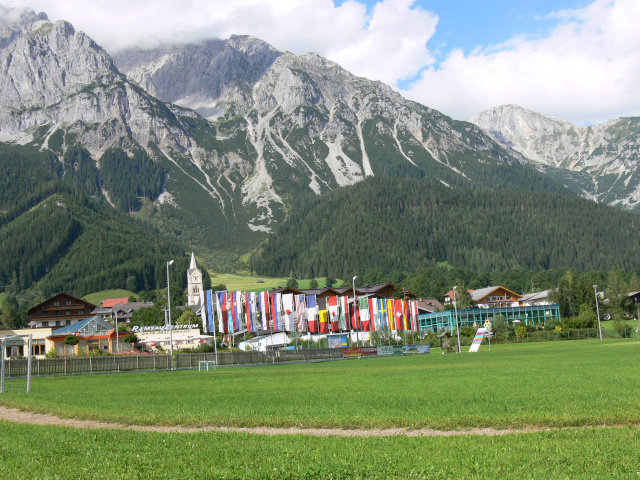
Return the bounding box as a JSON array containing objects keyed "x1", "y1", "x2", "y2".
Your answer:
[
  {"x1": 520, "y1": 290, "x2": 552, "y2": 302},
  {"x1": 27, "y1": 292, "x2": 97, "y2": 315},
  {"x1": 187, "y1": 252, "x2": 201, "y2": 276},
  {"x1": 471, "y1": 286, "x2": 521, "y2": 302},
  {"x1": 47, "y1": 316, "x2": 114, "y2": 337},
  {"x1": 102, "y1": 297, "x2": 129, "y2": 308}
]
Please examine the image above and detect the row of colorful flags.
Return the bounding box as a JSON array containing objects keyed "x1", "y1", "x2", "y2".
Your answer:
[{"x1": 200, "y1": 291, "x2": 420, "y2": 335}]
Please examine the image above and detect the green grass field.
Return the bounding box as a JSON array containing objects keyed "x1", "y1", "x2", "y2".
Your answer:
[
  {"x1": 82, "y1": 289, "x2": 137, "y2": 305},
  {"x1": 1, "y1": 340, "x2": 639, "y2": 479},
  {"x1": 209, "y1": 273, "x2": 334, "y2": 291}
]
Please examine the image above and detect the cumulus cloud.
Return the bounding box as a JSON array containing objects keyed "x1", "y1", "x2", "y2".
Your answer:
[
  {"x1": 3, "y1": 0, "x2": 438, "y2": 87},
  {"x1": 402, "y1": 0, "x2": 640, "y2": 125},
  {"x1": 3, "y1": 0, "x2": 639, "y2": 125}
]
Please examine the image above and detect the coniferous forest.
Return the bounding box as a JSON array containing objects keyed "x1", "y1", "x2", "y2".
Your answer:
[
  {"x1": 0, "y1": 144, "x2": 208, "y2": 302},
  {"x1": 252, "y1": 176, "x2": 640, "y2": 279}
]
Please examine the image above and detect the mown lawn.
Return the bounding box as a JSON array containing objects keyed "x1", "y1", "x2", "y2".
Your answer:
[
  {"x1": 0, "y1": 422, "x2": 638, "y2": 479},
  {"x1": 2, "y1": 339, "x2": 639, "y2": 430}
]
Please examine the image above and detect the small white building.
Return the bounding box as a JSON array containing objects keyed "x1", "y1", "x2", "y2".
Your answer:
[
  {"x1": 238, "y1": 332, "x2": 291, "y2": 352},
  {"x1": 519, "y1": 290, "x2": 553, "y2": 306}
]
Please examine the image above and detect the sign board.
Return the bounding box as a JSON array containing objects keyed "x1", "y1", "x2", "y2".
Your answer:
[
  {"x1": 328, "y1": 335, "x2": 348, "y2": 349},
  {"x1": 404, "y1": 345, "x2": 430, "y2": 354},
  {"x1": 343, "y1": 347, "x2": 361, "y2": 357},
  {"x1": 377, "y1": 345, "x2": 394, "y2": 356},
  {"x1": 360, "y1": 347, "x2": 377, "y2": 356},
  {"x1": 469, "y1": 327, "x2": 487, "y2": 353}
]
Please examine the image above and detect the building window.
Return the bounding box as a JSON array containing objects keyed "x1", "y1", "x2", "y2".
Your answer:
[
  {"x1": 66, "y1": 300, "x2": 72, "y2": 305},
  {"x1": 53, "y1": 300, "x2": 59, "y2": 306},
  {"x1": 194, "y1": 276, "x2": 198, "y2": 282},
  {"x1": 78, "y1": 310, "x2": 84, "y2": 314},
  {"x1": 193, "y1": 286, "x2": 199, "y2": 294},
  {"x1": 32, "y1": 340, "x2": 46, "y2": 356}
]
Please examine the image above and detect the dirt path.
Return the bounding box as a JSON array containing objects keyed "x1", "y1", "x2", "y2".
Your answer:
[{"x1": 2, "y1": 406, "x2": 632, "y2": 437}]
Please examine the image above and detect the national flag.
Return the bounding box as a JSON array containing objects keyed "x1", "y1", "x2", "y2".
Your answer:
[
  {"x1": 403, "y1": 300, "x2": 411, "y2": 331},
  {"x1": 250, "y1": 292, "x2": 258, "y2": 332},
  {"x1": 282, "y1": 294, "x2": 295, "y2": 331},
  {"x1": 295, "y1": 294, "x2": 306, "y2": 332},
  {"x1": 260, "y1": 291, "x2": 270, "y2": 330},
  {"x1": 359, "y1": 297, "x2": 371, "y2": 332},
  {"x1": 225, "y1": 292, "x2": 233, "y2": 333},
  {"x1": 369, "y1": 298, "x2": 378, "y2": 332},
  {"x1": 230, "y1": 292, "x2": 238, "y2": 332},
  {"x1": 205, "y1": 290, "x2": 213, "y2": 333},
  {"x1": 378, "y1": 298, "x2": 387, "y2": 331},
  {"x1": 244, "y1": 292, "x2": 252, "y2": 332},
  {"x1": 235, "y1": 291, "x2": 244, "y2": 331},
  {"x1": 216, "y1": 291, "x2": 228, "y2": 333},
  {"x1": 339, "y1": 296, "x2": 349, "y2": 330},
  {"x1": 410, "y1": 300, "x2": 419, "y2": 332},
  {"x1": 351, "y1": 297, "x2": 360, "y2": 330},
  {"x1": 319, "y1": 309, "x2": 329, "y2": 333},
  {"x1": 270, "y1": 293, "x2": 283, "y2": 331},
  {"x1": 387, "y1": 299, "x2": 395, "y2": 330},
  {"x1": 306, "y1": 295, "x2": 318, "y2": 333},
  {"x1": 328, "y1": 296, "x2": 339, "y2": 332},
  {"x1": 394, "y1": 299, "x2": 404, "y2": 331}
]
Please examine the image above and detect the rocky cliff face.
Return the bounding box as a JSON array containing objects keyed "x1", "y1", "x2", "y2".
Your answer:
[
  {"x1": 471, "y1": 105, "x2": 640, "y2": 210},
  {"x1": 0, "y1": 8, "x2": 541, "y2": 253}
]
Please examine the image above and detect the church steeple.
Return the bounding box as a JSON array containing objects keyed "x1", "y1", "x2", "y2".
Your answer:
[{"x1": 186, "y1": 252, "x2": 203, "y2": 307}]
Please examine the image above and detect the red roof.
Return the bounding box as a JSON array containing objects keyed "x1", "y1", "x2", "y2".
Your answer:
[{"x1": 102, "y1": 297, "x2": 129, "y2": 308}]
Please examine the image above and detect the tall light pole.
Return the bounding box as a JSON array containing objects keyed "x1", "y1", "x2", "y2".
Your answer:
[
  {"x1": 352, "y1": 276, "x2": 358, "y2": 346},
  {"x1": 594, "y1": 285, "x2": 603, "y2": 341},
  {"x1": 453, "y1": 286, "x2": 461, "y2": 353},
  {"x1": 167, "y1": 260, "x2": 175, "y2": 369}
]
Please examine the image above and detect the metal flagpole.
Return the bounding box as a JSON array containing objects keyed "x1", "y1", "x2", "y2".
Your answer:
[
  {"x1": 27, "y1": 335, "x2": 32, "y2": 393},
  {"x1": 115, "y1": 310, "x2": 119, "y2": 354},
  {"x1": 453, "y1": 286, "x2": 461, "y2": 353},
  {"x1": 167, "y1": 260, "x2": 175, "y2": 369},
  {"x1": 0, "y1": 338, "x2": 5, "y2": 394}
]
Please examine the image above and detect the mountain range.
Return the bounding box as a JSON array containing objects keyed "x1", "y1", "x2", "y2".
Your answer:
[
  {"x1": 1, "y1": 6, "x2": 639, "y2": 294},
  {"x1": 471, "y1": 104, "x2": 640, "y2": 211}
]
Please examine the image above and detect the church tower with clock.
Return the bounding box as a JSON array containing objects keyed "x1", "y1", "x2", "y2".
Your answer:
[{"x1": 187, "y1": 252, "x2": 203, "y2": 307}]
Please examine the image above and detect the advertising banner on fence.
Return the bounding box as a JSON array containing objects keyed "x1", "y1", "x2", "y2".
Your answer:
[
  {"x1": 469, "y1": 328, "x2": 487, "y2": 353},
  {"x1": 343, "y1": 347, "x2": 361, "y2": 357},
  {"x1": 328, "y1": 335, "x2": 348, "y2": 349},
  {"x1": 404, "y1": 345, "x2": 431, "y2": 354},
  {"x1": 377, "y1": 345, "x2": 394, "y2": 356},
  {"x1": 360, "y1": 347, "x2": 378, "y2": 356}
]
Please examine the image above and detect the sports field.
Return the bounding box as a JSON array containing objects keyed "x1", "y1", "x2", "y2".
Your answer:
[{"x1": 1, "y1": 340, "x2": 639, "y2": 478}]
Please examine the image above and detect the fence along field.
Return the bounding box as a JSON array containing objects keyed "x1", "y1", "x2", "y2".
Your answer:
[{"x1": 1, "y1": 340, "x2": 639, "y2": 431}]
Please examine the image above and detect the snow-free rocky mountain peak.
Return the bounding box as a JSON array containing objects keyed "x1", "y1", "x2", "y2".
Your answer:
[
  {"x1": 1, "y1": 8, "x2": 548, "y2": 252},
  {"x1": 471, "y1": 104, "x2": 640, "y2": 210}
]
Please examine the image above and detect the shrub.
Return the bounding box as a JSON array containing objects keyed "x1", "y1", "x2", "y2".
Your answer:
[
  {"x1": 515, "y1": 324, "x2": 528, "y2": 339},
  {"x1": 64, "y1": 336, "x2": 79, "y2": 345},
  {"x1": 613, "y1": 320, "x2": 633, "y2": 338},
  {"x1": 44, "y1": 350, "x2": 59, "y2": 359}
]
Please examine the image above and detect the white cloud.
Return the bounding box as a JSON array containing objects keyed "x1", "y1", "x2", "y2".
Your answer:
[
  {"x1": 4, "y1": 0, "x2": 639, "y2": 125},
  {"x1": 403, "y1": 0, "x2": 640, "y2": 125},
  {"x1": 3, "y1": 0, "x2": 437, "y2": 88}
]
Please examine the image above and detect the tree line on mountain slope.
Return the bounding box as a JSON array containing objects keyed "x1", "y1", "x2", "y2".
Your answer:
[
  {"x1": 251, "y1": 176, "x2": 640, "y2": 278},
  {"x1": 0, "y1": 146, "x2": 210, "y2": 307}
]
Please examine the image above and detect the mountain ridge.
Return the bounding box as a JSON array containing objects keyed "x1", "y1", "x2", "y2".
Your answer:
[{"x1": 471, "y1": 104, "x2": 640, "y2": 210}]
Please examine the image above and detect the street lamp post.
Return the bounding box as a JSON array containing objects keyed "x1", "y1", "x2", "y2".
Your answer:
[
  {"x1": 167, "y1": 260, "x2": 175, "y2": 369},
  {"x1": 453, "y1": 286, "x2": 461, "y2": 353},
  {"x1": 593, "y1": 285, "x2": 603, "y2": 341}
]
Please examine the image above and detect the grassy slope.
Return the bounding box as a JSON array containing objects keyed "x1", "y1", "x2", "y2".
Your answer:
[
  {"x1": 208, "y1": 273, "x2": 333, "y2": 291},
  {"x1": 2, "y1": 340, "x2": 639, "y2": 430},
  {"x1": 82, "y1": 290, "x2": 137, "y2": 305}
]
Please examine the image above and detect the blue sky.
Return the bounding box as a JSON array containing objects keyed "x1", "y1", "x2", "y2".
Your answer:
[{"x1": 5, "y1": 0, "x2": 640, "y2": 125}]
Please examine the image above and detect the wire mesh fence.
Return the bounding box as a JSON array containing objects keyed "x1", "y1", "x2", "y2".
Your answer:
[{"x1": 3, "y1": 348, "x2": 346, "y2": 378}]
